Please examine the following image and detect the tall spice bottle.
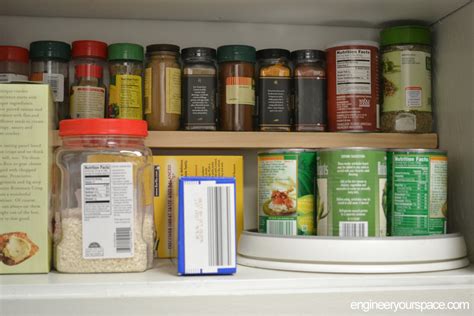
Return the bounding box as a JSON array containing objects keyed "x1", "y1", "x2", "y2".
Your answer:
[{"x1": 217, "y1": 45, "x2": 256, "y2": 131}]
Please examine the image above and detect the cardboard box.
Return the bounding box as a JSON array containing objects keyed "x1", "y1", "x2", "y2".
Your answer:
[
  {"x1": 0, "y1": 84, "x2": 54, "y2": 274},
  {"x1": 153, "y1": 156, "x2": 243, "y2": 258}
]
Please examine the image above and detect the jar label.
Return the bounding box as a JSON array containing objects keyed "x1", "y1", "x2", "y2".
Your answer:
[
  {"x1": 144, "y1": 68, "x2": 152, "y2": 115},
  {"x1": 0, "y1": 73, "x2": 28, "y2": 83},
  {"x1": 108, "y1": 74, "x2": 143, "y2": 119},
  {"x1": 294, "y1": 77, "x2": 327, "y2": 128},
  {"x1": 70, "y1": 86, "x2": 105, "y2": 118},
  {"x1": 335, "y1": 49, "x2": 372, "y2": 95},
  {"x1": 183, "y1": 74, "x2": 216, "y2": 126},
  {"x1": 382, "y1": 50, "x2": 432, "y2": 112},
  {"x1": 166, "y1": 67, "x2": 182, "y2": 115},
  {"x1": 81, "y1": 162, "x2": 134, "y2": 259},
  {"x1": 225, "y1": 77, "x2": 255, "y2": 106},
  {"x1": 30, "y1": 73, "x2": 65, "y2": 102},
  {"x1": 258, "y1": 77, "x2": 291, "y2": 127}
]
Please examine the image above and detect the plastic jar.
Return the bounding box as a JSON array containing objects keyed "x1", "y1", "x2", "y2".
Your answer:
[
  {"x1": 0, "y1": 46, "x2": 29, "y2": 82},
  {"x1": 182, "y1": 47, "x2": 217, "y2": 131},
  {"x1": 217, "y1": 45, "x2": 256, "y2": 131},
  {"x1": 292, "y1": 49, "x2": 327, "y2": 132},
  {"x1": 380, "y1": 26, "x2": 432, "y2": 133},
  {"x1": 107, "y1": 43, "x2": 144, "y2": 120},
  {"x1": 70, "y1": 40, "x2": 109, "y2": 92},
  {"x1": 55, "y1": 119, "x2": 154, "y2": 273},
  {"x1": 30, "y1": 41, "x2": 71, "y2": 126},
  {"x1": 256, "y1": 49, "x2": 292, "y2": 132},
  {"x1": 144, "y1": 44, "x2": 181, "y2": 131},
  {"x1": 70, "y1": 64, "x2": 106, "y2": 118}
]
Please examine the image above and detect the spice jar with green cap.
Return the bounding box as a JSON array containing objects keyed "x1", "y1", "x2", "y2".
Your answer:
[
  {"x1": 30, "y1": 40, "x2": 71, "y2": 127},
  {"x1": 107, "y1": 43, "x2": 144, "y2": 120},
  {"x1": 380, "y1": 25, "x2": 432, "y2": 133}
]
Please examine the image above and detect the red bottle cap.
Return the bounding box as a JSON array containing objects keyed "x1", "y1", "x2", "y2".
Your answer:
[
  {"x1": 59, "y1": 119, "x2": 148, "y2": 137},
  {"x1": 72, "y1": 40, "x2": 107, "y2": 59},
  {"x1": 75, "y1": 64, "x2": 103, "y2": 79},
  {"x1": 0, "y1": 46, "x2": 29, "y2": 64}
]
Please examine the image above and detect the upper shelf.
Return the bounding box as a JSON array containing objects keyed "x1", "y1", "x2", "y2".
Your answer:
[
  {"x1": 1, "y1": 0, "x2": 470, "y2": 27},
  {"x1": 53, "y1": 131, "x2": 438, "y2": 149}
]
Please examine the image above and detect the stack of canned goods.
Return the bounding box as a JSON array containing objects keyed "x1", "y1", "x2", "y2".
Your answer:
[{"x1": 258, "y1": 148, "x2": 447, "y2": 237}]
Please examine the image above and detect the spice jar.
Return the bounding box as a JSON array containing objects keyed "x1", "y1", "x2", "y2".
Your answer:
[
  {"x1": 381, "y1": 26, "x2": 432, "y2": 133},
  {"x1": 70, "y1": 40, "x2": 109, "y2": 93},
  {"x1": 30, "y1": 41, "x2": 71, "y2": 126},
  {"x1": 70, "y1": 64, "x2": 106, "y2": 118},
  {"x1": 217, "y1": 45, "x2": 256, "y2": 131},
  {"x1": 144, "y1": 44, "x2": 181, "y2": 131},
  {"x1": 0, "y1": 46, "x2": 29, "y2": 82},
  {"x1": 292, "y1": 49, "x2": 327, "y2": 132},
  {"x1": 107, "y1": 43, "x2": 144, "y2": 120},
  {"x1": 55, "y1": 119, "x2": 154, "y2": 273},
  {"x1": 256, "y1": 49, "x2": 292, "y2": 131},
  {"x1": 182, "y1": 47, "x2": 217, "y2": 131}
]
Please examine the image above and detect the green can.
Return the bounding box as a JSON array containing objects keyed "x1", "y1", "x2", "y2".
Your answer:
[
  {"x1": 258, "y1": 150, "x2": 316, "y2": 235},
  {"x1": 316, "y1": 148, "x2": 387, "y2": 237},
  {"x1": 387, "y1": 149, "x2": 447, "y2": 236}
]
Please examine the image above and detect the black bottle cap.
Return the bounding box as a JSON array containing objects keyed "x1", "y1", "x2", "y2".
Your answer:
[
  {"x1": 181, "y1": 47, "x2": 217, "y2": 60},
  {"x1": 146, "y1": 44, "x2": 180, "y2": 54},
  {"x1": 291, "y1": 49, "x2": 325, "y2": 62},
  {"x1": 256, "y1": 48, "x2": 290, "y2": 60}
]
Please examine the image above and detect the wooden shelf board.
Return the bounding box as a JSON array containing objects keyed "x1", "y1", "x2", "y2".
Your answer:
[{"x1": 52, "y1": 131, "x2": 438, "y2": 149}]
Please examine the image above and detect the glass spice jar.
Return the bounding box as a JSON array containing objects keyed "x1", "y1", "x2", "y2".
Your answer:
[
  {"x1": 70, "y1": 64, "x2": 106, "y2": 118},
  {"x1": 55, "y1": 119, "x2": 154, "y2": 273},
  {"x1": 256, "y1": 49, "x2": 292, "y2": 131},
  {"x1": 30, "y1": 41, "x2": 71, "y2": 126},
  {"x1": 107, "y1": 43, "x2": 144, "y2": 120},
  {"x1": 292, "y1": 49, "x2": 327, "y2": 132},
  {"x1": 144, "y1": 44, "x2": 181, "y2": 131},
  {"x1": 182, "y1": 47, "x2": 217, "y2": 131},
  {"x1": 217, "y1": 45, "x2": 256, "y2": 131},
  {"x1": 0, "y1": 46, "x2": 29, "y2": 82}
]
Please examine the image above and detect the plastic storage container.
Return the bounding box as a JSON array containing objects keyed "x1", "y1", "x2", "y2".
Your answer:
[
  {"x1": 0, "y1": 45, "x2": 29, "y2": 82},
  {"x1": 54, "y1": 119, "x2": 154, "y2": 273}
]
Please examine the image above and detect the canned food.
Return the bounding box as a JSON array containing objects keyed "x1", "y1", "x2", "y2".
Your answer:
[
  {"x1": 326, "y1": 41, "x2": 380, "y2": 132},
  {"x1": 317, "y1": 148, "x2": 387, "y2": 237},
  {"x1": 387, "y1": 149, "x2": 447, "y2": 236},
  {"x1": 258, "y1": 150, "x2": 316, "y2": 236}
]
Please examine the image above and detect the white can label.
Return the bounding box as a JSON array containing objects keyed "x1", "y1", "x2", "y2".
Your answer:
[
  {"x1": 81, "y1": 162, "x2": 134, "y2": 259},
  {"x1": 43, "y1": 73, "x2": 65, "y2": 102},
  {"x1": 336, "y1": 49, "x2": 371, "y2": 95},
  {"x1": 0, "y1": 73, "x2": 28, "y2": 83}
]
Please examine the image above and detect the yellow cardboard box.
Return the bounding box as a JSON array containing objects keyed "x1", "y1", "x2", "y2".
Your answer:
[{"x1": 153, "y1": 156, "x2": 243, "y2": 258}]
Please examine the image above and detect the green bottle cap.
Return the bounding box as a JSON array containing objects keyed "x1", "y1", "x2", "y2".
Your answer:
[
  {"x1": 108, "y1": 43, "x2": 144, "y2": 62},
  {"x1": 380, "y1": 25, "x2": 431, "y2": 46},
  {"x1": 217, "y1": 45, "x2": 256, "y2": 63},
  {"x1": 29, "y1": 41, "x2": 71, "y2": 61}
]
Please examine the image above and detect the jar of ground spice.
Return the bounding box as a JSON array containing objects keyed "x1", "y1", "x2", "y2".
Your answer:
[
  {"x1": 217, "y1": 45, "x2": 256, "y2": 131},
  {"x1": 70, "y1": 64, "x2": 106, "y2": 118},
  {"x1": 292, "y1": 49, "x2": 327, "y2": 132},
  {"x1": 256, "y1": 49, "x2": 292, "y2": 131},
  {"x1": 380, "y1": 26, "x2": 433, "y2": 133},
  {"x1": 144, "y1": 44, "x2": 181, "y2": 131},
  {"x1": 182, "y1": 47, "x2": 217, "y2": 130},
  {"x1": 0, "y1": 46, "x2": 29, "y2": 82}
]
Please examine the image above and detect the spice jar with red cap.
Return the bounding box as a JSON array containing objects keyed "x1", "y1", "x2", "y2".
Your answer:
[
  {"x1": 70, "y1": 40, "x2": 108, "y2": 87},
  {"x1": 70, "y1": 64, "x2": 106, "y2": 118},
  {"x1": 0, "y1": 46, "x2": 29, "y2": 82}
]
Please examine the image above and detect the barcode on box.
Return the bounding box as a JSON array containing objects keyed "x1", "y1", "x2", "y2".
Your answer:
[
  {"x1": 115, "y1": 227, "x2": 132, "y2": 253},
  {"x1": 43, "y1": 73, "x2": 64, "y2": 102},
  {"x1": 339, "y1": 221, "x2": 368, "y2": 237},
  {"x1": 267, "y1": 220, "x2": 296, "y2": 236},
  {"x1": 207, "y1": 185, "x2": 232, "y2": 267}
]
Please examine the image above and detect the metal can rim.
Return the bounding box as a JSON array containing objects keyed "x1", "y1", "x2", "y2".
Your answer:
[
  {"x1": 389, "y1": 149, "x2": 447, "y2": 154},
  {"x1": 258, "y1": 149, "x2": 309, "y2": 155},
  {"x1": 318, "y1": 147, "x2": 387, "y2": 152}
]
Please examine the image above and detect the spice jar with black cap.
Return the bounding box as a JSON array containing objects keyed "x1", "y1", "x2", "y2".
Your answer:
[
  {"x1": 292, "y1": 49, "x2": 327, "y2": 132},
  {"x1": 256, "y1": 49, "x2": 292, "y2": 132},
  {"x1": 144, "y1": 44, "x2": 181, "y2": 131},
  {"x1": 182, "y1": 47, "x2": 217, "y2": 131}
]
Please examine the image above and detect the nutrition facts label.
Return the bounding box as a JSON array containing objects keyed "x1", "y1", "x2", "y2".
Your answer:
[
  {"x1": 336, "y1": 49, "x2": 371, "y2": 95},
  {"x1": 81, "y1": 162, "x2": 134, "y2": 259}
]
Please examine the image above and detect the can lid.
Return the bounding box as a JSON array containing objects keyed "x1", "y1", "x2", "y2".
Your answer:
[
  {"x1": 217, "y1": 45, "x2": 256, "y2": 63},
  {"x1": 318, "y1": 147, "x2": 387, "y2": 152},
  {"x1": 146, "y1": 44, "x2": 180, "y2": 54},
  {"x1": 59, "y1": 119, "x2": 148, "y2": 137},
  {"x1": 0, "y1": 46, "x2": 29, "y2": 64},
  {"x1": 108, "y1": 43, "x2": 144, "y2": 62},
  {"x1": 381, "y1": 25, "x2": 431, "y2": 46},
  {"x1": 72, "y1": 40, "x2": 108, "y2": 59},
  {"x1": 389, "y1": 149, "x2": 446, "y2": 153},
  {"x1": 325, "y1": 40, "x2": 379, "y2": 50},
  {"x1": 181, "y1": 47, "x2": 216, "y2": 60},
  {"x1": 291, "y1": 49, "x2": 325, "y2": 62},
  {"x1": 29, "y1": 41, "x2": 71, "y2": 61},
  {"x1": 256, "y1": 48, "x2": 290, "y2": 60},
  {"x1": 75, "y1": 64, "x2": 103, "y2": 79}
]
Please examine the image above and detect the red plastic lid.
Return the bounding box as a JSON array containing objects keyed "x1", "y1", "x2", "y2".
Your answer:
[
  {"x1": 59, "y1": 119, "x2": 148, "y2": 137},
  {"x1": 72, "y1": 40, "x2": 107, "y2": 59},
  {"x1": 75, "y1": 64, "x2": 103, "y2": 78},
  {"x1": 0, "y1": 46, "x2": 29, "y2": 64}
]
